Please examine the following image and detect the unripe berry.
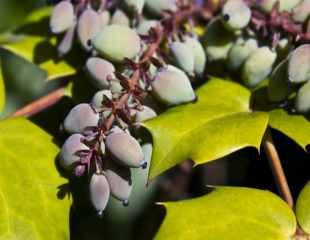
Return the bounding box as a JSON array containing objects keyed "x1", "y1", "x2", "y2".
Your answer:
[
  {"x1": 170, "y1": 41, "x2": 195, "y2": 75},
  {"x1": 92, "y1": 25, "x2": 141, "y2": 62},
  {"x1": 125, "y1": 0, "x2": 145, "y2": 14},
  {"x1": 136, "y1": 20, "x2": 158, "y2": 35},
  {"x1": 60, "y1": 134, "x2": 89, "y2": 169},
  {"x1": 288, "y1": 44, "x2": 310, "y2": 83},
  {"x1": 104, "y1": 160, "x2": 133, "y2": 203},
  {"x1": 292, "y1": 0, "x2": 310, "y2": 23},
  {"x1": 204, "y1": 18, "x2": 234, "y2": 61},
  {"x1": 145, "y1": 0, "x2": 177, "y2": 16},
  {"x1": 242, "y1": 47, "x2": 277, "y2": 88},
  {"x1": 222, "y1": 0, "x2": 251, "y2": 30},
  {"x1": 111, "y1": 10, "x2": 130, "y2": 26},
  {"x1": 151, "y1": 66, "x2": 196, "y2": 105},
  {"x1": 183, "y1": 36, "x2": 206, "y2": 75},
  {"x1": 77, "y1": 8, "x2": 101, "y2": 51},
  {"x1": 90, "y1": 174, "x2": 110, "y2": 216},
  {"x1": 91, "y1": 90, "x2": 113, "y2": 109},
  {"x1": 227, "y1": 39, "x2": 258, "y2": 71},
  {"x1": 86, "y1": 57, "x2": 116, "y2": 89},
  {"x1": 64, "y1": 104, "x2": 100, "y2": 133},
  {"x1": 50, "y1": 1, "x2": 75, "y2": 34},
  {"x1": 135, "y1": 105, "x2": 157, "y2": 123},
  {"x1": 106, "y1": 132, "x2": 146, "y2": 168},
  {"x1": 296, "y1": 81, "x2": 310, "y2": 113}
]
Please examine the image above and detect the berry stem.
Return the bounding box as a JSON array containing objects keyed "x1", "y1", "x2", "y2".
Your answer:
[
  {"x1": 263, "y1": 131, "x2": 294, "y2": 208},
  {"x1": 11, "y1": 87, "x2": 66, "y2": 118}
]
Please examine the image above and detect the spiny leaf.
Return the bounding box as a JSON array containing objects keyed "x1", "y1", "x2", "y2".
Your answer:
[
  {"x1": 143, "y1": 78, "x2": 269, "y2": 179},
  {"x1": 0, "y1": 118, "x2": 70, "y2": 239},
  {"x1": 296, "y1": 181, "x2": 310, "y2": 234},
  {"x1": 156, "y1": 187, "x2": 296, "y2": 240},
  {"x1": 1, "y1": 7, "x2": 76, "y2": 81},
  {"x1": 269, "y1": 109, "x2": 310, "y2": 150}
]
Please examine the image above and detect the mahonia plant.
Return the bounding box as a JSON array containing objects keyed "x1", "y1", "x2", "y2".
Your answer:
[{"x1": 48, "y1": 0, "x2": 310, "y2": 217}]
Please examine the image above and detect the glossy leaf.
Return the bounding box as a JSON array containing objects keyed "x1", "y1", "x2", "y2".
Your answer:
[
  {"x1": 296, "y1": 181, "x2": 310, "y2": 234},
  {"x1": 1, "y1": 7, "x2": 76, "y2": 81},
  {"x1": 269, "y1": 109, "x2": 310, "y2": 150},
  {"x1": 0, "y1": 59, "x2": 5, "y2": 113},
  {"x1": 0, "y1": 118, "x2": 70, "y2": 239},
  {"x1": 156, "y1": 187, "x2": 296, "y2": 240},
  {"x1": 143, "y1": 78, "x2": 269, "y2": 179}
]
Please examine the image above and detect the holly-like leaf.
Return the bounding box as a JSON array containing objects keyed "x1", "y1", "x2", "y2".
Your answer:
[
  {"x1": 156, "y1": 187, "x2": 296, "y2": 240},
  {"x1": 0, "y1": 59, "x2": 5, "y2": 113},
  {"x1": 143, "y1": 78, "x2": 269, "y2": 179},
  {"x1": 1, "y1": 7, "x2": 77, "y2": 81},
  {"x1": 0, "y1": 118, "x2": 70, "y2": 239},
  {"x1": 296, "y1": 181, "x2": 310, "y2": 234},
  {"x1": 269, "y1": 109, "x2": 310, "y2": 150}
]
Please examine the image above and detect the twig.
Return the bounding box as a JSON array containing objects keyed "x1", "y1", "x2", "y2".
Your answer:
[
  {"x1": 11, "y1": 87, "x2": 66, "y2": 118},
  {"x1": 263, "y1": 131, "x2": 294, "y2": 208}
]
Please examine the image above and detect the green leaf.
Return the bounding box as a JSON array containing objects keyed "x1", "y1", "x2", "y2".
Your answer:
[
  {"x1": 156, "y1": 187, "x2": 296, "y2": 240},
  {"x1": 296, "y1": 181, "x2": 310, "y2": 234},
  {"x1": 0, "y1": 118, "x2": 70, "y2": 239},
  {"x1": 143, "y1": 78, "x2": 269, "y2": 179},
  {"x1": 1, "y1": 7, "x2": 76, "y2": 81},
  {"x1": 0, "y1": 59, "x2": 5, "y2": 113},
  {"x1": 269, "y1": 109, "x2": 310, "y2": 150}
]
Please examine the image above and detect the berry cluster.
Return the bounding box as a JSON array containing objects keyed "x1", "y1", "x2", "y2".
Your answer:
[{"x1": 49, "y1": 0, "x2": 310, "y2": 215}]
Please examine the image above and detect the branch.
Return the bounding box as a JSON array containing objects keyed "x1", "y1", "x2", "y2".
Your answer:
[
  {"x1": 11, "y1": 87, "x2": 66, "y2": 118},
  {"x1": 263, "y1": 131, "x2": 294, "y2": 208}
]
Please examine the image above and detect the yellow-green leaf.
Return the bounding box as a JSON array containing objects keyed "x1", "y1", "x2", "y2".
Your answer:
[
  {"x1": 1, "y1": 7, "x2": 76, "y2": 81},
  {"x1": 296, "y1": 181, "x2": 310, "y2": 234},
  {"x1": 0, "y1": 118, "x2": 70, "y2": 239},
  {"x1": 143, "y1": 78, "x2": 269, "y2": 179},
  {"x1": 156, "y1": 187, "x2": 296, "y2": 240},
  {"x1": 0, "y1": 59, "x2": 5, "y2": 113},
  {"x1": 269, "y1": 109, "x2": 310, "y2": 150}
]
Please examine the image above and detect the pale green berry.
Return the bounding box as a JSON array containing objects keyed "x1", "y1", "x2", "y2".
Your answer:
[
  {"x1": 111, "y1": 10, "x2": 130, "y2": 26},
  {"x1": 227, "y1": 38, "x2": 258, "y2": 71},
  {"x1": 242, "y1": 47, "x2": 277, "y2": 88},
  {"x1": 151, "y1": 66, "x2": 196, "y2": 105},
  {"x1": 60, "y1": 134, "x2": 89, "y2": 169},
  {"x1": 135, "y1": 105, "x2": 157, "y2": 122},
  {"x1": 258, "y1": 0, "x2": 302, "y2": 13},
  {"x1": 170, "y1": 41, "x2": 195, "y2": 75},
  {"x1": 50, "y1": 1, "x2": 75, "y2": 33},
  {"x1": 145, "y1": 0, "x2": 177, "y2": 16},
  {"x1": 204, "y1": 18, "x2": 234, "y2": 61},
  {"x1": 86, "y1": 57, "x2": 115, "y2": 88},
  {"x1": 268, "y1": 59, "x2": 293, "y2": 102},
  {"x1": 125, "y1": 0, "x2": 145, "y2": 14},
  {"x1": 92, "y1": 25, "x2": 141, "y2": 62},
  {"x1": 288, "y1": 44, "x2": 310, "y2": 83},
  {"x1": 292, "y1": 0, "x2": 310, "y2": 22},
  {"x1": 222, "y1": 0, "x2": 251, "y2": 30},
  {"x1": 77, "y1": 8, "x2": 101, "y2": 51},
  {"x1": 90, "y1": 174, "x2": 110, "y2": 216},
  {"x1": 296, "y1": 81, "x2": 310, "y2": 113},
  {"x1": 64, "y1": 103, "x2": 100, "y2": 133},
  {"x1": 104, "y1": 160, "x2": 132, "y2": 203},
  {"x1": 183, "y1": 36, "x2": 206, "y2": 75},
  {"x1": 99, "y1": 10, "x2": 110, "y2": 27},
  {"x1": 136, "y1": 20, "x2": 158, "y2": 35},
  {"x1": 106, "y1": 132, "x2": 145, "y2": 168},
  {"x1": 91, "y1": 90, "x2": 113, "y2": 109},
  {"x1": 58, "y1": 24, "x2": 75, "y2": 56}
]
